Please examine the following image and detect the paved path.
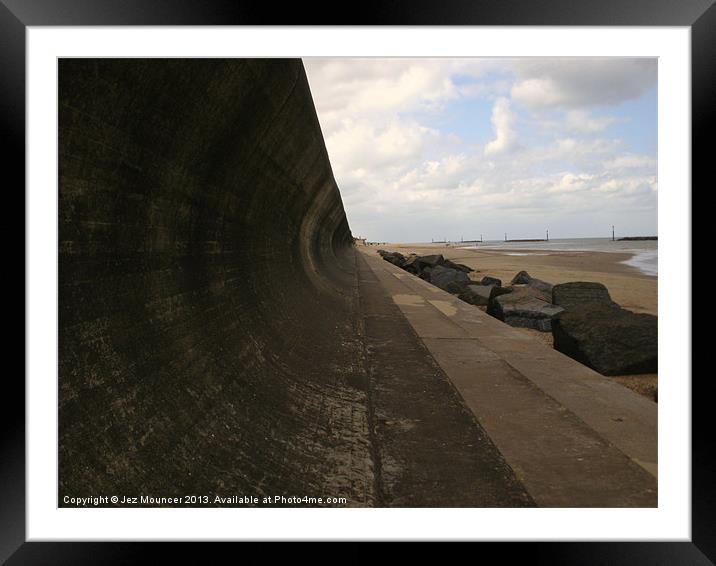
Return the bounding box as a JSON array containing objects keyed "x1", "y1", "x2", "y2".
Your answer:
[
  {"x1": 358, "y1": 247, "x2": 657, "y2": 507},
  {"x1": 355, "y1": 250, "x2": 534, "y2": 507}
]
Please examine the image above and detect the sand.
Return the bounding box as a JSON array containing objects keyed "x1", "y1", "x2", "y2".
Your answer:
[
  {"x1": 375, "y1": 243, "x2": 658, "y2": 401},
  {"x1": 383, "y1": 243, "x2": 657, "y2": 314}
]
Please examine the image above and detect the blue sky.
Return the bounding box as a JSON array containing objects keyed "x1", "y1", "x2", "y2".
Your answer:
[{"x1": 304, "y1": 58, "x2": 657, "y2": 242}]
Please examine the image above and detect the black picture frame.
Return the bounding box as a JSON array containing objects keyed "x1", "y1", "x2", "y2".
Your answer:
[{"x1": 7, "y1": 0, "x2": 706, "y2": 562}]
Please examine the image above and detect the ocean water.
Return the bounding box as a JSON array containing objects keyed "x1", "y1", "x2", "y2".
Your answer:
[{"x1": 456, "y1": 237, "x2": 658, "y2": 277}]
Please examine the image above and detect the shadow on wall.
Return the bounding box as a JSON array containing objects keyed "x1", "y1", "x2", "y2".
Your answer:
[{"x1": 58, "y1": 59, "x2": 370, "y2": 504}]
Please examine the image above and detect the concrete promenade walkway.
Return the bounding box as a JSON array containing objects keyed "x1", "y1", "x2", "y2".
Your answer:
[{"x1": 357, "y1": 247, "x2": 657, "y2": 507}]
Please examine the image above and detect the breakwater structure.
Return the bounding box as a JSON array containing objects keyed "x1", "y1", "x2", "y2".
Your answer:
[
  {"x1": 59, "y1": 58, "x2": 656, "y2": 508},
  {"x1": 503, "y1": 231, "x2": 549, "y2": 243}
]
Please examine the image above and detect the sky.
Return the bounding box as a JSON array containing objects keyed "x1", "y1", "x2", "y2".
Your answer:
[{"x1": 304, "y1": 58, "x2": 657, "y2": 243}]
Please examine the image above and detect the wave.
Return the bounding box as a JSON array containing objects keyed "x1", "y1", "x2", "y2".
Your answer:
[{"x1": 621, "y1": 250, "x2": 658, "y2": 276}]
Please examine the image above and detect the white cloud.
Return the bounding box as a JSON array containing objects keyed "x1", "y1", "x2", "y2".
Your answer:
[
  {"x1": 304, "y1": 58, "x2": 657, "y2": 241},
  {"x1": 304, "y1": 58, "x2": 492, "y2": 136},
  {"x1": 546, "y1": 172, "x2": 597, "y2": 193},
  {"x1": 540, "y1": 137, "x2": 622, "y2": 162},
  {"x1": 485, "y1": 97, "x2": 519, "y2": 155},
  {"x1": 603, "y1": 154, "x2": 657, "y2": 170},
  {"x1": 325, "y1": 119, "x2": 439, "y2": 173},
  {"x1": 511, "y1": 58, "x2": 656, "y2": 109},
  {"x1": 512, "y1": 78, "x2": 565, "y2": 108},
  {"x1": 564, "y1": 110, "x2": 618, "y2": 133}
]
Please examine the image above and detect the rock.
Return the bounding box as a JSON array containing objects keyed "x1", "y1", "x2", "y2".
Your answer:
[
  {"x1": 443, "y1": 259, "x2": 474, "y2": 273},
  {"x1": 552, "y1": 304, "x2": 657, "y2": 375},
  {"x1": 380, "y1": 251, "x2": 406, "y2": 267},
  {"x1": 487, "y1": 287, "x2": 564, "y2": 331},
  {"x1": 458, "y1": 284, "x2": 494, "y2": 306},
  {"x1": 418, "y1": 254, "x2": 445, "y2": 268},
  {"x1": 429, "y1": 265, "x2": 470, "y2": 292},
  {"x1": 528, "y1": 278, "x2": 553, "y2": 297},
  {"x1": 510, "y1": 271, "x2": 553, "y2": 300},
  {"x1": 481, "y1": 276, "x2": 502, "y2": 287},
  {"x1": 402, "y1": 254, "x2": 423, "y2": 274},
  {"x1": 508, "y1": 283, "x2": 551, "y2": 302},
  {"x1": 445, "y1": 280, "x2": 471, "y2": 294},
  {"x1": 418, "y1": 266, "x2": 433, "y2": 281},
  {"x1": 403, "y1": 253, "x2": 444, "y2": 274},
  {"x1": 492, "y1": 286, "x2": 513, "y2": 299},
  {"x1": 511, "y1": 270, "x2": 532, "y2": 285},
  {"x1": 459, "y1": 284, "x2": 512, "y2": 306},
  {"x1": 552, "y1": 281, "x2": 618, "y2": 309}
]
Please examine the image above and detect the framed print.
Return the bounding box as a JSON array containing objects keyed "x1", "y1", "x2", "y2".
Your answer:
[{"x1": 8, "y1": 0, "x2": 708, "y2": 562}]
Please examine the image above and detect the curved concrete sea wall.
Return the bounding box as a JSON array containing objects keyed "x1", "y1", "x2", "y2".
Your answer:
[
  {"x1": 60, "y1": 59, "x2": 538, "y2": 509},
  {"x1": 58, "y1": 59, "x2": 368, "y2": 503}
]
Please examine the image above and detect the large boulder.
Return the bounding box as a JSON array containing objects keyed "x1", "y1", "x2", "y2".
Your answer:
[
  {"x1": 552, "y1": 304, "x2": 657, "y2": 375},
  {"x1": 529, "y1": 278, "x2": 553, "y2": 297},
  {"x1": 507, "y1": 284, "x2": 549, "y2": 302},
  {"x1": 487, "y1": 287, "x2": 564, "y2": 331},
  {"x1": 552, "y1": 281, "x2": 618, "y2": 309},
  {"x1": 418, "y1": 254, "x2": 445, "y2": 268},
  {"x1": 458, "y1": 284, "x2": 494, "y2": 306},
  {"x1": 510, "y1": 271, "x2": 553, "y2": 301},
  {"x1": 403, "y1": 253, "x2": 444, "y2": 275},
  {"x1": 492, "y1": 286, "x2": 513, "y2": 299},
  {"x1": 429, "y1": 264, "x2": 470, "y2": 292},
  {"x1": 443, "y1": 259, "x2": 474, "y2": 273},
  {"x1": 511, "y1": 270, "x2": 532, "y2": 285},
  {"x1": 445, "y1": 280, "x2": 471, "y2": 294},
  {"x1": 402, "y1": 254, "x2": 423, "y2": 274},
  {"x1": 459, "y1": 284, "x2": 512, "y2": 306},
  {"x1": 418, "y1": 266, "x2": 433, "y2": 281},
  {"x1": 481, "y1": 276, "x2": 502, "y2": 287},
  {"x1": 379, "y1": 251, "x2": 406, "y2": 267}
]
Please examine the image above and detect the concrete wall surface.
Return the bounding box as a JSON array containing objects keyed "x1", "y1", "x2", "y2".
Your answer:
[{"x1": 58, "y1": 59, "x2": 369, "y2": 504}]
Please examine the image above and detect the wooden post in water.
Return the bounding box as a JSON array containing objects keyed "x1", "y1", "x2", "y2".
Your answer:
[{"x1": 612, "y1": 225, "x2": 615, "y2": 241}]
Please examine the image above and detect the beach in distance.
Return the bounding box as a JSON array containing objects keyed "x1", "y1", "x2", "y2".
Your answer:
[
  {"x1": 382, "y1": 238, "x2": 657, "y2": 314},
  {"x1": 375, "y1": 238, "x2": 658, "y2": 399}
]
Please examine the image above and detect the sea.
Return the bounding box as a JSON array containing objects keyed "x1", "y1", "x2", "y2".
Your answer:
[{"x1": 454, "y1": 237, "x2": 658, "y2": 277}]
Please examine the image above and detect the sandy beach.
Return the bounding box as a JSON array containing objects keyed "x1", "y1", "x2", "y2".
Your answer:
[
  {"x1": 375, "y1": 243, "x2": 658, "y2": 400},
  {"x1": 381, "y1": 243, "x2": 657, "y2": 314}
]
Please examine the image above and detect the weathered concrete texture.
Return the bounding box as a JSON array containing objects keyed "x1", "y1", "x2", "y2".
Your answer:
[
  {"x1": 59, "y1": 59, "x2": 367, "y2": 505},
  {"x1": 356, "y1": 254, "x2": 534, "y2": 507},
  {"x1": 58, "y1": 59, "x2": 533, "y2": 507}
]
